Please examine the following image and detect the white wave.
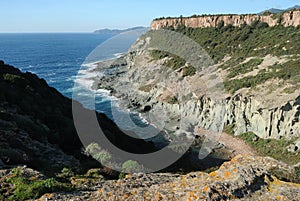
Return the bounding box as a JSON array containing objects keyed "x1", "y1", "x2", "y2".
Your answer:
[
  {"x1": 74, "y1": 78, "x2": 94, "y2": 89},
  {"x1": 113, "y1": 52, "x2": 126, "y2": 58}
]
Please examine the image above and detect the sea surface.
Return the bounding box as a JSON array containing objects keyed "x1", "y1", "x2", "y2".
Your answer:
[
  {"x1": 0, "y1": 31, "x2": 154, "y2": 136},
  {"x1": 0, "y1": 33, "x2": 119, "y2": 97}
]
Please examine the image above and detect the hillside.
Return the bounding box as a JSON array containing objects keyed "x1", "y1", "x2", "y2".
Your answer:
[
  {"x1": 1, "y1": 61, "x2": 298, "y2": 201},
  {"x1": 95, "y1": 12, "x2": 300, "y2": 173}
]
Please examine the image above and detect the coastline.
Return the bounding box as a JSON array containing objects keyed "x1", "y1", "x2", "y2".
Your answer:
[{"x1": 75, "y1": 55, "x2": 170, "y2": 145}]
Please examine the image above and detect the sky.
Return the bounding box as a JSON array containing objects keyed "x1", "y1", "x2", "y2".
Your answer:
[{"x1": 0, "y1": 0, "x2": 299, "y2": 33}]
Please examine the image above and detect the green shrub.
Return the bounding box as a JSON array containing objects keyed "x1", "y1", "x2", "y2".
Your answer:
[
  {"x1": 150, "y1": 50, "x2": 186, "y2": 70},
  {"x1": 85, "y1": 143, "x2": 112, "y2": 165},
  {"x1": 182, "y1": 66, "x2": 196, "y2": 77},
  {"x1": 57, "y1": 167, "x2": 75, "y2": 179},
  {"x1": 121, "y1": 160, "x2": 141, "y2": 173},
  {"x1": 167, "y1": 96, "x2": 178, "y2": 104},
  {"x1": 226, "y1": 58, "x2": 264, "y2": 78},
  {"x1": 6, "y1": 171, "x2": 72, "y2": 201},
  {"x1": 93, "y1": 150, "x2": 112, "y2": 165},
  {"x1": 238, "y1": 132, "x2": 299, "y2": 166},
  {"x1": 85, "y1": 143, "x2": 101, "y2": 156},
  {"x1": 118, "y1": 172, "x2": 126, "y2": 179},
  {"x1": 223, "y1": 124, "x2": 235, "y2": 135}
]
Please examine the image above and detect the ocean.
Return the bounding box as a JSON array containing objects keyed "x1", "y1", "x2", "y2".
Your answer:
[
  {"x1": 0, "y1": 31, "x2": 155, "y2": 137},
  {"x1": 0, "y1": 32, "x2": 143, "y2": 118}
]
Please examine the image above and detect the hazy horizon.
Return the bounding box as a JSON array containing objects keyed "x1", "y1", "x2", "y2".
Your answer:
[{"x1": 0, "y1": 0, "x2": 299, "y2": 33}]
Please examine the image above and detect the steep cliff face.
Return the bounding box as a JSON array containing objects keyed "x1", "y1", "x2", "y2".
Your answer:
[
  {"x1": 150, "y1": 10, "x2": 300, "y2": 30},
  {"x1": 96, "y1": 30, "x2": 300, "y2": 147}
]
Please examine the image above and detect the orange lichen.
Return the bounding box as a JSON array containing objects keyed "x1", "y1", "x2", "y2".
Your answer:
[
  {"x1": 209, "y1": 171, "x2": 217, "y2": 177},
  {"x1": 276, "y1": 195, "x2": 282, "y2": 200},
  {"x1": 42, "y1": 193, "x2": 53, "y2": 199},
  {"x1": 231, "y1": 157, "x2": 237, "y2": 162},
  {"x1": 188, "y1": 191, "x2": 198, "y2": 201},
  {"x1": 232, "y1": 168, "x2": 238, "y2": 173},
  {"x1": 203, "y1": 186, "x2": 210, "y2": 192},
  {"x1": 224, "y1": 171, "x2": 231, "y2": 179}
]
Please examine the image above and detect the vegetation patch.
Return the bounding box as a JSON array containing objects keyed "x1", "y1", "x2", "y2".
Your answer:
[
  {"x1": 224, "y1": 59, "x2": 300, "y2": 93},
  {"x1": 5, "y1": 168, "x2": 72, "y2": 201},
  {"x1": 167, "y1": 24, "x2": 300, "y2": 93},
  {"x1": 237, "y1": 132, "x2": 299, "y2": 166},
  {"x1": 182, "y1": 66, "x2": 196, "y2": 77},
  {"x1": 226, "y1": 58, "x2": 263, "y2": 78},
  {"x1": 150, "y1": 50, "x2": 186, "y2": 70},
  {"x1": 167, "y1": 96, "x2": 179, "y2": 104}
]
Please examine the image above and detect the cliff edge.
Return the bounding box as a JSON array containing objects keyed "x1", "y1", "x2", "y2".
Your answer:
[{"x1": 150, "y1": 10, "x2": 300, "y2": 30}]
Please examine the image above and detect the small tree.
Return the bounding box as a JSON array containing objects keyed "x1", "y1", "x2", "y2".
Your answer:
[
  {"x1": 93, "y1": 150, "x2": 112, "y2": 165},
  {"x1": 122, "y1": 160, "x2": 141, "y2": 173},
  {"x1": 85, "y1": 143, "x2": 112, "y2": 165}
]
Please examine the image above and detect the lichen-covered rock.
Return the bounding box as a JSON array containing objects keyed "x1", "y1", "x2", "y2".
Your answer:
[{"x1": 89, "y1": 155, "x2": 299, "y2": 201}]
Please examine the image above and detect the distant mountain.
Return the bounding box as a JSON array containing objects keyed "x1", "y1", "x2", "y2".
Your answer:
[
  {"x1": 94, "y1": 26, "x2": 148, "y2": 34},
  {"x1": 259, "y1": 5, "x2": 300, "y2": 15}
]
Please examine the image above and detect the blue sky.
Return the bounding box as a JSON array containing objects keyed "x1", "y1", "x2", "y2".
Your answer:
[{"x1": 0, "y1": 0, "x2": 299, "y2": 33}]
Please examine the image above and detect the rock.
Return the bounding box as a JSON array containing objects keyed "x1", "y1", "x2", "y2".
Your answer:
[
  {"x1": 252, "y1": 136, "x2": 259, "y2": 142},
  {"x1": 150, "y1": 10, "x2": 300, "y2": 30},
  {"x1": 287, "y1": 144, "x2": 298, "y2": 153},
  {"x1": 295, "y1": 138, "x2": 300, "y2": 150},
  {"x1": 89, "y1": 155, "x2": 299, "y2": 201}
]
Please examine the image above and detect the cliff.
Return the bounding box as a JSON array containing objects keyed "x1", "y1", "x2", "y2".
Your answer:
[
  {"x1": 150, "y1": 10, "x2": 300, "y2": 30},
  {"x1": 95, "y1": 22, "x2": 300, "y2": 166}
]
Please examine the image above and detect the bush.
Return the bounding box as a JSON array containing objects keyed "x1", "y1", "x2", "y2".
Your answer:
[
  {"x1": 6, "y1": 171, "x2": 72, "y2": 201},
  {"x1": 238, "y1": 132, "x2": 299, "y2": 166},
  {"x1": 85, "y1": 143, "x2": 112, "y2": 165},
  {"x1": 150, "y1": 50, "x2": 186, "y2": 70},
  {"x1": 167, "y1": 96, "x2": 178, "y2": 104},
  {"x1": 57, "y1": 167, "x2": 75, "y2": 179},
  {"x1": 182, "y1": 66, "x2": 196, "y2": 77},
  {"x1": 121, "y1": 160, "x2": 141, "y2": 173},
  {"x1": 93, "y1": 150, "x2": 112, "y2": 165}
]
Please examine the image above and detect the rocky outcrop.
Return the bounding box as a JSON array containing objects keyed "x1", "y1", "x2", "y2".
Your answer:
[
  {"x1": 182, "y1": 95, "x2": 300, "y2": 140},
  {"x1": 150, "y1": 10, "x2": 300, "y2": 30},
  {"x1": 37, "y1": 155, "x2": 299, "y2": 200}
]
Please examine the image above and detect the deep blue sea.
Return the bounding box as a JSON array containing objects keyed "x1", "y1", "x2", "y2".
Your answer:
[
  {"x1": 0, "y1": 32, "x2": 154, "y2": 135},
  {"x1": 0, "y1": 33, "x2": 115, "y2": 98}
]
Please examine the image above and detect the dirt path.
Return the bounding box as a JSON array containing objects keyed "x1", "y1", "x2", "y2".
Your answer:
[{"x1": 219, "y1": 132, "x2": 257, "y2": 156}]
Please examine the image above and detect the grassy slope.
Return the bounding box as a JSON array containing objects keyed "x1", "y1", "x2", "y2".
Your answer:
[{"x1": 151, "y1": 22, "x2": 300, "y2": 93}]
